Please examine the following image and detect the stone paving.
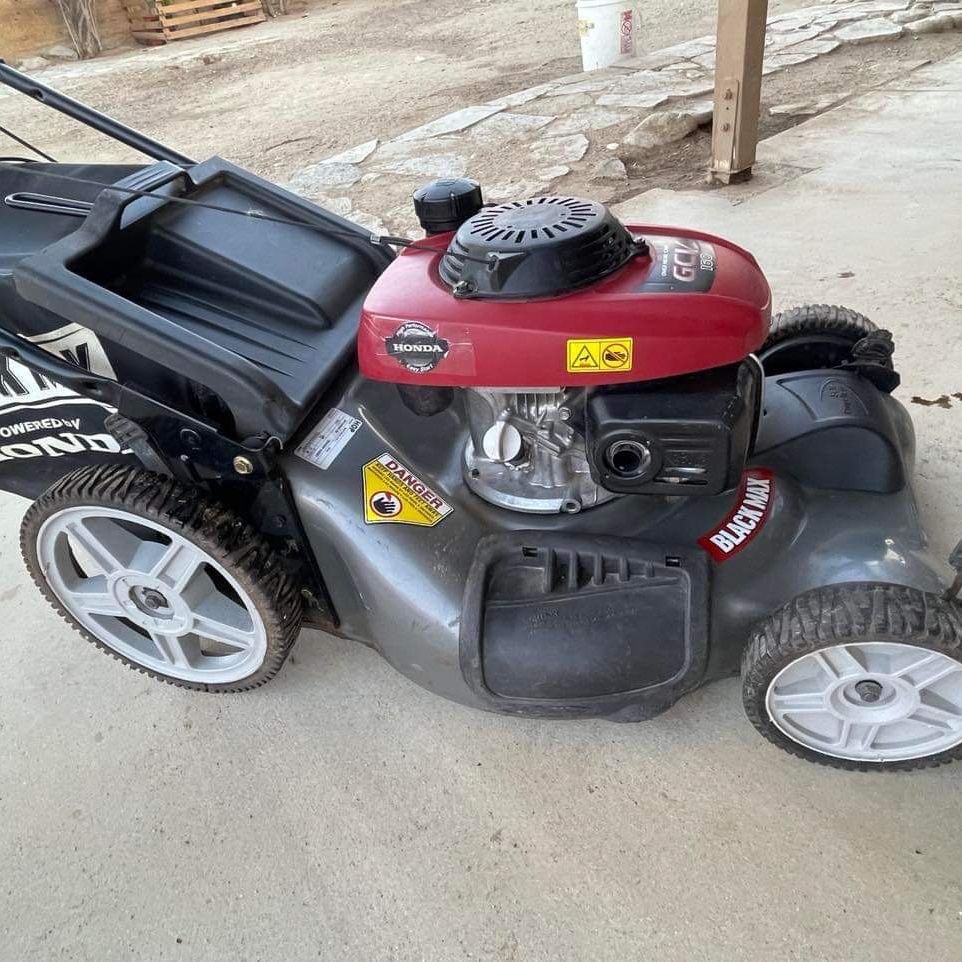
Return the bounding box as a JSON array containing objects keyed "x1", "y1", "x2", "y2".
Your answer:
[{"x1": 287, "y1": 0, "x2": 962, "y2": 235}]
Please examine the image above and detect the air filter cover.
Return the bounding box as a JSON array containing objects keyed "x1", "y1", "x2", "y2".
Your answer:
[{"x1": 440, "y1": 196, "x2": 640, "y2": 300}]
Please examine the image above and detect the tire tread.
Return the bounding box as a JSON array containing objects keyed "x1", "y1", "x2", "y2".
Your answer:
[{"x1": 763, "y1": 303, "x2": 877, "y2": 351}]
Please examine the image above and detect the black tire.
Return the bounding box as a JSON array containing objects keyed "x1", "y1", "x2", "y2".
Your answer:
[
  {"x1": 21, "y1": 464, "x2": 303, "y2": 692},
  {"x1": 742, "y1": 583, "x2": 962, "y2": 771},
  {"x1": 758, "y1": 304, "x2": 877, "y2": 375}
]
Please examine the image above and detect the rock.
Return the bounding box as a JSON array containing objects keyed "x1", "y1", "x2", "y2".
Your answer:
[
  {"x1": 769, "y1": 13, "x2": 816, "y2": 32},
  {"x1": 616, "y1": 50, "x2": 687, "y2": 70},
  {"x1": 488, "y1": 83, "x2": 557, "y2": 109},
  {"x1": 658, "y1": 38, "x2": 715, "y2": 61},
  {"x1": 769, "y1": 95, "x2": 844, "y2": 117},
  {"x1": 835, "y1": 19, "x2": 904, "y2": 43},
  {"x1": 324, "y1": 140, "x2": 379, "y2": 165},
  {"x1": 543, "y1": 78, "x2": 612, "y2": 96},
  {"x1": 591, "y1": 157, "x2": 628, "y2": 181},
  {"x1": 612, "y1": 69, "x2": 686, "y2": 91},
  {"x1": 766, "y1": 24, "x2": 830, "y2": 47},
  {"x1": 764, "y1": 50, "x2": 820, "y2": 70},
  {"x1": 468, "y1": 112, "x2": 555, "y2": 141},
  {"x1": 287, "y1": 162, "x2": 363, "y2": 192},
  {"x1": 685, "y1": 100, "x2": 714, "y2": 125},
  {"x1": 313, "y1": 196, "x2": 353, "y2": 217},
  {"x1": 528, "y1": 134, "x2": 590, "y2": 166},
  {"x1": 904, "y1": 11, "x2": 958, "y2": 30},
  {"x1": 605, "y1": 142, "x2": 620, "y2": 150},
  {"x1": 855, "y1": 0, "x2": 919, "y2": 10},
  {"x1": 553, "y1": 69, "x2": 622, "y2": 85},
  {"x1": 373, "y1": 136, "x2": 463, "y2": 162},
  {"x1": 377, "y1": 154, "x2": 467, "y2": 178},
  {"x1": 537, "y1": 165, "x2": 570, "y2": 182},
  {"x1": 675, "y1": 80, "x2": 716, "y2": 98},
  {"x1": 485, "y1": 178, "x2": 561, "y2": 202},
  {"x1": 624, "y1": 110, "x2": 699, "y2": 150},
  {"x1": 536, "y1": 93, "x2": 595, "y2": 113},
  {"x1": 348, "y1": 211, "x2": 387, "y2": 235},
  {"x1": 790, "y1": 37, "x2": 842, "y2": 56},
  {"x1": 16, "y1": 56, "x2": 49, "y2": 72},
  {"x1": 656, "y1": 63, "x2": 710, "y2": 81},
  {"x1": 892, "y1": 8, "x2": 930, "y2": 22},
  {"x1": 41, "y1": 43, "x2": 78, "y2": 61},
  {"x1": 547, "y1": 107, "x2": 631, "y2": 135},
  {"x1": 596, "y1": 91, "x2": 669, "y2": 110},
  {"x1": 397, "y1": 105, "x2": 503, "y2": 142}
]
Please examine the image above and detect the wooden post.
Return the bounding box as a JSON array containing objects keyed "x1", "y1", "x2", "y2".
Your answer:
[{"x1": 710, "y1": 0, "x2": 769, "y2": 184}]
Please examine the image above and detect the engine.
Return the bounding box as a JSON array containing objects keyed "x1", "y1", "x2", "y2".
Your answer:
[
  {"x1": 463, "y1": 388, "x2": 614, "y2": 514},
  {"x1": 358, "y1": 179, "x2": 771, "y2": 514}
]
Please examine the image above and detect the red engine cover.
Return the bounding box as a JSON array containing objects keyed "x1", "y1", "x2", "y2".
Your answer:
[{"x1": 358, "y1": 225, "x2": 771, "y2": 387}]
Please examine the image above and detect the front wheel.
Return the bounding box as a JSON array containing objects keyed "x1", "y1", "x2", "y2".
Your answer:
[
  {"x1": 742, "y1": 584, "x2": 962, "y2": 771},
  {"x1": 21, "y1": 465, "x2": 303, "y2": 692},
  {"x1": 758, "y1": 304, "x2": 878, "y2": 375}
]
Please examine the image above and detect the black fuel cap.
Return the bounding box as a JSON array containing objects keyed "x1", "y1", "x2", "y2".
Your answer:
[{"x1": 413, "y1": 178, "x2": 484, "y2": 235}]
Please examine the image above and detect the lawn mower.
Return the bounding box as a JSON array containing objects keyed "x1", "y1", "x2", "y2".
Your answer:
[{"x1": 1, "y1": 63, "x2": 961, "y2": 771}]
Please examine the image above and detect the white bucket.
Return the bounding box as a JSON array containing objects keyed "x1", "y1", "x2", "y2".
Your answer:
[{"x1": 576, "y1": 0, "x2": 638, "y2": 71}]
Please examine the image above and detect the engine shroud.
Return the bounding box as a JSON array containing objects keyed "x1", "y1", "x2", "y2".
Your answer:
[
  {"x1": 440, "y1": 197, "x2": 639, "y2": 299},
  {"x1": 359, "y1": 201, "x2": 771, "y2": 389}
]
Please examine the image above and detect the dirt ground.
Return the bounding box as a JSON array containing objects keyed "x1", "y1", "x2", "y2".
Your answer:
[{"x1": 1, "y1": 0, "x2": 810, "y2": 184}]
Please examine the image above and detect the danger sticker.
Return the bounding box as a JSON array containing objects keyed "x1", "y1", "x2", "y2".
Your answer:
[
  {"x1": 567, "y1": 338, "x2": 633, "y2": 373},
  {"x1": 362, "y1": 453, "x2": 453, "y2": 527},
  {"x1": 698, "y1": 469, "x2": 775, "y2": 562}
]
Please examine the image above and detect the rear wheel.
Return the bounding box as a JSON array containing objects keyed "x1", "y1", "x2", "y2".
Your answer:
[
  {"x1": 758, "y1": 304, "x2": 877, "y2": 375},
  {"x1": 22, "y1": 465, "x2": 302, "y2": 691},
  {"x1": 742, "y1": 584, "x2": 962, "y2": 771}
]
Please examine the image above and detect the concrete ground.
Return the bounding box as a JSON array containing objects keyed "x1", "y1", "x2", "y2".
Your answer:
[{"x1": 3, "y1": 49, "x2": 962, "y2": 962}]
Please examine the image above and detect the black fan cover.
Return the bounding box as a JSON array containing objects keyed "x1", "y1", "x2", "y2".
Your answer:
[{"x1": 439, "y1": 196, "x2": 640, "y2": 300}]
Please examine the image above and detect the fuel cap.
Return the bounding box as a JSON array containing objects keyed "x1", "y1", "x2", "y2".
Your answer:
[{"x1": 413, "y1": 179, "x2": 484, "y2": 235}]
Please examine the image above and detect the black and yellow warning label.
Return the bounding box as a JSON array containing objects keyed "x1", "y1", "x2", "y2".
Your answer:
[
  {"x1": 566, "y1": 338, "x2": 633, "y2": 373},
  {"x1": 362, "y1": 453, "x2": 453, "y2": 527}
]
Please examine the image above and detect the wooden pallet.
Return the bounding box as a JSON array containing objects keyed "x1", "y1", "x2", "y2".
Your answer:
[{"x1": 124, "y1": 0, "x2": 266, "y2": 45}]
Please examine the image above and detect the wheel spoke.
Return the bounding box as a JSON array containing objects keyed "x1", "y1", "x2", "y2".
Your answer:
[
  {"x1": 65, "y1": 521, "x2": 124, "y2": 577},
  {"x1": 857, "y1": 724, "x2": 881, "y2": 751},
  {"x1": 74, "y1": 591, "x2": 125, "y2": 618},
  {"x1": 833, "y1": 720, "x2": 852, "y2": 749},
  {"x1": 67, "y1": 588, "x2": 125, "y2": 619},
  {"x1": 908, "y1": 703, "x2": 962, "y2": 733},
  {"x1": 896, "y1": 654, "x2": 962, "y2": 691},
  {"x1": 770, "y1": 690, "x2": 825, "y2": 713},
  {"x1": 814, "y1": 646, "x2": 863, "y2": 680},
  {"x1": 191, "y1": 612, "x2": 256, "y2": 651},
  {"x1": 151, "y1": 632, "x2": 192, "y2": 669},
  {"x1": 150, "y1": 540, "x2": 201, "y2": 593}
]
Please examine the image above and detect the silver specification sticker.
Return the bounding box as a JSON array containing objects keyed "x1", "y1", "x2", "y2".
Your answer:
[{"x1": 295, "y1": 408, "x2": 362, "y2": 469}]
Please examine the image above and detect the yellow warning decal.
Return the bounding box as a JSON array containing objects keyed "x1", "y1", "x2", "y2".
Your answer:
[
  {"x1": 566, "y1": 338, "x2": 633, "y2": 373},
  {"x1": 362, "y1": 453, "x2": 453, "y2": 527}
]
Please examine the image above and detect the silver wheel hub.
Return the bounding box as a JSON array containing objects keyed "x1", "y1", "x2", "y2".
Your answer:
[
  {"x1": 767, "y1": 642, "x2": 962, "y2": 762},
  {"x1": 38, "y1": 506, "x2": 268, "y2": 684}
]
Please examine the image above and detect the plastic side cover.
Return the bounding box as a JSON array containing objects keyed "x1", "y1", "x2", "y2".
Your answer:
[
  {"x1": 459, "y1": 532, "x2": 710, "y2": 720},
  {"x1": 753, "y1": 371, "x2": 909, "y2": 494}
]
